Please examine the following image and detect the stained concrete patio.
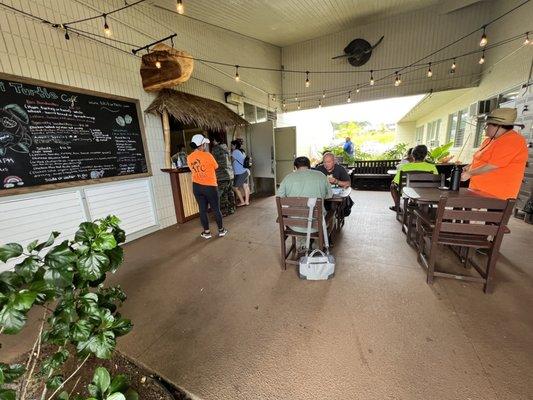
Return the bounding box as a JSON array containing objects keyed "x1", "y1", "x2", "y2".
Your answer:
[
  {"x1": 4, "y1": 191, "x2": 533, "y2": 399},
  {"x1": 111, "y1": 191, "x2": 533, "y2": 400}
]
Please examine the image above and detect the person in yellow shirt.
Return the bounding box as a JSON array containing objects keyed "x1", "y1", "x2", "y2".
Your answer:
[
  {"x1": 187, "y1": 134, "x2": 228, "y2": 239},
  {"x1": 390, "y1": 144, "x2": 438, "y2": 211}
]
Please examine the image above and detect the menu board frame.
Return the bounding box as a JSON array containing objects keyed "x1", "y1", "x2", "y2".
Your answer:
[{"x1": 0, "y1": 72, "x2": 151, "y2": 197}]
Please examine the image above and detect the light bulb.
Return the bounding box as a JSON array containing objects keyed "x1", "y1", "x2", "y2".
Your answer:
[
  {"x1": 155, "y1": 61, "x2": 161, "y2": 69},
  {"x1": 103, "y1": 15, "x2": 111, "y2": 37},
  {"x1": 451, "y1": 59, "x2": 456, "y2": 70},
  {"x1": 318, "y1": 99, "x2": 322, "y2": 108},
  {"x1": 394, "y1": 72, "x2": 400, "y2": 87},
  {"x1": 297, "y1": 102, "x2": 301, "y2": 110},
  {"x1": 479, "y1": 27, "x2": 487, "y2": 47},
  {"x1": 370, "y1": 70, "x2": 374, "y2": 85},
  {"x1": 305, "y1": 71, "x2": 310, "y2": 88},
  {"x1": 322, "y1": 90, "x2": 326, "y2": 98},
  {"x1": 427, "y1": 63, "x2": 432, "y2": 78},
  {"x1": 272, "y1": 94, "x2": 276, "y2": 102},
  {"x1": 524, "y1": 33, "x2": 530, "y2": 45},
  {"x1": 176, "y1": 0, "x2": 184, "y2": 14},
  {"x1": 234, "y1": 65, "x2": 240, "y2": 82},
  {"x1": 64, "y1": 28, "x2": 70, "y2": 41},
  {"x1": 356, "y1": 86, "x2": 360, "y2": 93},
  {"x1": 479, "y1": 51, "x2": 485, "y2": 64},
  {"x1": 295, "y1": 93, "x2": 298, "y2": 101},
  {"x1": 347, "y1": 92, "x2": 352, "y2": 103}
]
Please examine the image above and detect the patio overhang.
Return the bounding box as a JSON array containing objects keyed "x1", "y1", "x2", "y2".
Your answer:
[{"x1": 145, "y1": 89, "x2": 248, "y2": 132}]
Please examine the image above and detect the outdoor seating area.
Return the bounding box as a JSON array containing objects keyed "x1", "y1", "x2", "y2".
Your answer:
[{"x1": 1, "y1": 1, "x2": 533, "y2": 400}]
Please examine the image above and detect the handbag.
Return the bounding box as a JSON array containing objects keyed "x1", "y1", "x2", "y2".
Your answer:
[{"x1": 299, "y1": 198, "x2": 336, "y2": 280}]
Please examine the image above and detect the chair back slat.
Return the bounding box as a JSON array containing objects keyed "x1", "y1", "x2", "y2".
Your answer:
[
  {"x1": 407, "y1": 173, "x2": 445, "y2": 188},
  {"x1": 281, "y1": 217, "x2": 318, "y2": 229},
  {"x1": 439, "y1": 222, "x2": 500, "y2": 236},
  {"x1": 443, "y1": 196, "x2": 509, "y2": 210},
  {"x1": 443, "y1": 209, "x2": 504, "y2": 223},
  {"x1": 279, "y1": 207, "x2": 319, "y2": 218},
  {"x1": 276, "y1": 197, "x2": 324, "y2": 231}
]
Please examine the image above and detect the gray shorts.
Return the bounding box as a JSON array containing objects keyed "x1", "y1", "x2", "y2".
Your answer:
[{"x1": 233, "y1": 171, "x2": 249, "y2": 188}]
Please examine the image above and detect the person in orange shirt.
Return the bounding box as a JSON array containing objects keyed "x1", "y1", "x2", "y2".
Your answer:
[
  {"x1": 187, "y1": 134, "x2": 228, "y2": 239},
  {"x1": 461, "y1": 108, "x2": 528, "y2": 199}
]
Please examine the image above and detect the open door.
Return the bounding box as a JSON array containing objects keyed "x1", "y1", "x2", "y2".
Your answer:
[
  {"x1": 247, "y1": 121, "x2": 275, "y2": 195},
  {"x1": 274, "y1": 126, "x2": 297, "y2": 184}
]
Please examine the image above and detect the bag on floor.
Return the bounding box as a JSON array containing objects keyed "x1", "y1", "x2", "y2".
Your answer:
[{"x1": 299, "y1": 198, "x2": 335, "y2": 280}]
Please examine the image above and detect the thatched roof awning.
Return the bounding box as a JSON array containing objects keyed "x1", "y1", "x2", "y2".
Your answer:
[{"x1": 145, "y1": 89, "x2": 248, "y2": 132}]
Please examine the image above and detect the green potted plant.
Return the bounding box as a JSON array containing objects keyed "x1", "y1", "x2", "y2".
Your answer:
[
  {"x1": 0, "y1": 216, "x2": 137, "y2": 400},
  {"x1": 426, "y1": 142, "x2": 454, "y2": 164}
]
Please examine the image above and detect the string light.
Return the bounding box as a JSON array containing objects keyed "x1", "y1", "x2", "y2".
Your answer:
[
  {"x1": 176, "y1": 0, "x2": 184, "y2": 14},
  {"x1": 297, "y1": 102, "x2": 301, "y2": 110},
  {"x1": 370, "y1": 70, "x2": 374, "y2": 85},
  {"x1": 295, "y1": 93, "x2": 298, "y2": 101},
  {"x1": 322, "y1": 90, "x2": 326, "y2": 98},
  {"x1": 155, "y1": 60, "x2": 161, "y2": 69},
  {"x1": 318, "y1": 99, "x2": 322, "y2": 108},
  {"x1": 479, "y1": 50, "x2": 485, "y2": 64},
  {"x1": 64, "y1": 26, "x2": 70, "y2": 40},
  {"x1": 426, "y1": 62, "x2": 433, "y2": 77},
  {"x1": 347, "y1": 91, "x2": 352, "y2": 103},
  {"x1": 282, "y1": 100, "x2": 286, "y2": 108},
  {"x1": 356, "y1": 85, "x2": 360, "y2": 93},
  {"x1": 451, "y1": 58, "x2": 456, "y2": 70},
  {"x1": 103, "y1": 14, "x2": 111, "y2": 37},
  {"x1": 394, "y1": 72, "x2": 401, "y2": 86},
  {"x1": 234, "y1": 65, "x2": 240, "y2": 82},
  {"x1": 398, "y1": 74, "x2": 402, "y2": 84},
  {"x1": 479, "y1": 26, "x2": 488, "y2": 47},
  {"x1": 305, "y1": 71, "x2": 310, "y2": 87},
  {"x1": 272, "y1": 94, "x2": 276, "y2": 102},
  {"x1": 524, "y1": 32, "x2": 530, "y2": 45}
]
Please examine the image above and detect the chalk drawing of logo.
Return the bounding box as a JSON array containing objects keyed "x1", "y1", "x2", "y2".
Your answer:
[
  {"x1": 115, "y1": 116, "x2": 126, "y2": 127},
  {"x1": 3, "y1": 175, "x2": 24, "y2": 189},
  {"x1": 0, "y1": 104, "x2": 32, "y2": 156},
  {"x1": 90, "y1": 170, "x2": 105, "y2": 179}
]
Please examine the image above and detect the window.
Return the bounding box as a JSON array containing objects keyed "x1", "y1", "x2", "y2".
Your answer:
[
  {"x1": 426, "y1": 119, "x2": 441, "y2": 146},
  {"x1": 415, "y1": 126, "x2": 424, "y2": 144},
  {"x1": 474, "y1": 117, "x2": 486, "y2": 147},
  {"x1": 447, "y1": 109, "x2": 468, "y2": 147}
]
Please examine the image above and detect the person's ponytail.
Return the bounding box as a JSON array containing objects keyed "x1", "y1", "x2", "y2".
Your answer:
[{"x1": 190, "y1": 142, "x2": 198, "y2": 150}]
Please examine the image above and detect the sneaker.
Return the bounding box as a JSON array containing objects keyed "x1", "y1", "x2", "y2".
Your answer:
[
  {"x1": 218, "y1": 228, "x2": 228, "y2": 237},
  {"x1": 200, "y1": 231, "x2": 212, "y2": 239}
]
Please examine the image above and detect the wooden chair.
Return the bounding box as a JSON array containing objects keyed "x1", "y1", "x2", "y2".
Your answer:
[
  {"x1": 414, "y1": 195, "x2": 515, "y2": 293},
  {"x1": 401, "y1": 173, "x2": 445, "y2": 241},
  {"x1": 396, "y1": 170, "x2": 442, "y2": 222},
  {"x1": 275, "y1": 197, "x2": 327, "y2": 270}
]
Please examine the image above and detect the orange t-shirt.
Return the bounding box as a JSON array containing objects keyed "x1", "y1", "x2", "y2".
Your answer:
[
  {"x1": 469, "y1": 130, "x2": 528, "y2": 199},
  {"x1": 187, "y1": 150, "x2": 218, "y2": 186}
]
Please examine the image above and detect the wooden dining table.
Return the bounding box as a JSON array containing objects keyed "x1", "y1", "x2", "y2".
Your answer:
[{"x1": 402, "y1": 187, "x2": 497, "y2": 204}]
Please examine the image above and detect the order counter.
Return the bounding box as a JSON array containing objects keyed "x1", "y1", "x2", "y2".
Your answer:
[{"x1": 161, "y1": 168, "x2": 199, "y2": 223}]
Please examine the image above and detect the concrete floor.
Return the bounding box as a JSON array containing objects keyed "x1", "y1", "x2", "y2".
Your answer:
[{"x1": 5, "y1": 191, "x2": 533, "y2": 399}]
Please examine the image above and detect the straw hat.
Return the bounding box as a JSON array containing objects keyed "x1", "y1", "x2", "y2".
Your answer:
[{"x1": 485, "y1": 108, "x2": 518, "y2": 126}]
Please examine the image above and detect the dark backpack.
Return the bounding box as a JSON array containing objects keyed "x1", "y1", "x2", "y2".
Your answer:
[{"x1": 243, "y1": 155, "x2": 252, "y2": 169}]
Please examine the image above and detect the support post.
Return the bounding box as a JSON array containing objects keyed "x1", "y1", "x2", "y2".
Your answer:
[{"x1": 162, "y1": 109, "x2": 171, "y2": 168}]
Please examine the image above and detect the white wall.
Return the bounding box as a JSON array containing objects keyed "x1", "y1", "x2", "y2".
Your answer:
[{"x1": 0, "y1": 0, "x2": 281, "y2": 246}]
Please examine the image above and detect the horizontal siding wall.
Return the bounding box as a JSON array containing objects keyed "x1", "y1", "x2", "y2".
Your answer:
[
  {"x1": 0, "y1": 178, "x2": 158, "y2": 272},
  {"x1": 281, "y1": 2, "x2": 492, "y2": 111},
  {"x1": 0, "y1": 0, "x2": 282, "y2": 253}
]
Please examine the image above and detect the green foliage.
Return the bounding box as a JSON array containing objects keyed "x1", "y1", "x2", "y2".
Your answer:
[
  {"x1": 0, "y1": 216, "x2": 132, "y2": 399},
  {"x1": 383, "y1": 143, "x2": 408, "y2": 160},
  {"x1": 427, "y1": 141, "x2": 454, "y2": 163}
]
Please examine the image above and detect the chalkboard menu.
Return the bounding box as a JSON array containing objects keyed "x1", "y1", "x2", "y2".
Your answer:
[{"x1": 0, "y1": 73, "x2": 149, "y2": 195}]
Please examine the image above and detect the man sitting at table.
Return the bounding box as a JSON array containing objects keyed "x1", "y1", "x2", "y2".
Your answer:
[
  {"x1": 315, "y1": 152, "x2": 351, "y2": 188},
  {"x1": 390, "y1": 144, "x2": 438, "y2": 211},
  {"x1": 278, "y1": 156, "x2": 332, "y2": 238}
]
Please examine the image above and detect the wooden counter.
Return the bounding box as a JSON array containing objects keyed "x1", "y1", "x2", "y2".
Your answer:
[{"x1": 161, "y1": 168, "x2": 199, "y2": 223}]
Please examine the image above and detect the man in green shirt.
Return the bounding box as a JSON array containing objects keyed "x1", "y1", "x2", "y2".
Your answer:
[
  {"x1": 390, "y1": 144, "x2": 438, "y2": 211},
  {"x1": 278, "y1": 156, "x2": 333, "y2": 234}
]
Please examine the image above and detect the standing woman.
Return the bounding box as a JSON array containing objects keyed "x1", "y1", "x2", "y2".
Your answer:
[
  {"x1": 187, "y1": 134, "x2": 228, "y2": 239},
  {"x1": 461, "y1": 108, "x2": 528, "y2": 199},
  {"x1": 231, "y1": 139, "x2": 251, "y2": 206}
]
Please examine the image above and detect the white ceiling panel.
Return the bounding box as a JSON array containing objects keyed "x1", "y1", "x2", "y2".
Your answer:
[{"x1": 153, "y1": 0, "x2": 440, "y2": 46}]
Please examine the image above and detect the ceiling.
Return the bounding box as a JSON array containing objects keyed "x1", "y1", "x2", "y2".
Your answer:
[
  {"x1": 399, "y1": 88, "x2": 472, "y2": 123},
  {"x1": 154, "y1": 0, "x2": 440, "y2": 46}
]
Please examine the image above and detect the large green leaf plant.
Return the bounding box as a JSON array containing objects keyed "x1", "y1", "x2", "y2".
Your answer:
[{"x1": 0, "y1": 216, "x2": 137, "y2": 400}]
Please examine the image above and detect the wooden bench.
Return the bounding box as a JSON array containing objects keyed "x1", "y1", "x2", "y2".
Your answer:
[{"x1": 351, "y1": 160, "x2": 400, "y2": 189}]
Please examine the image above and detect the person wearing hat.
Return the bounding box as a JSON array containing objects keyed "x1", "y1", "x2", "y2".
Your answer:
[
  {"x1": 461, "y1": 108, "x2": 528, "y2": 199},
  {"x1": 187, "y1": 133, "x2": 228, "y2": 239}
]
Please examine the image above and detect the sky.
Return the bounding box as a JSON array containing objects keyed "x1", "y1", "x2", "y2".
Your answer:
[{"x1": 277, "y1": 94, "x2": 425, "y2": 157}]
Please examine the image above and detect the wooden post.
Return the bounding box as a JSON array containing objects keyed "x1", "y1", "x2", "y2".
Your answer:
[{"x1": 162, "y1": 109, "x2": 172, "y2": 168}]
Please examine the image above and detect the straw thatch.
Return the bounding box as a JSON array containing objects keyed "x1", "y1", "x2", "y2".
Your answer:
[{"x1": 145, "y1": 89, "x2": 248, "y2": 132}]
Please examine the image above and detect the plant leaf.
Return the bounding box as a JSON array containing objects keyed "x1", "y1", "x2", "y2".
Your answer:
[
  {"x1": 107, "y1": 393, "x2": 126, "y2": 400},
  {"x1": 45, "y1": 241, "x2": 77, "y2": 269},
  {"x1": 77, "y1": 331, "x2": 116, "y2": 359},
  {"x1": 0, "y1": 244, "x2": 23, "y2": 263},
  {"x1": 0, "y1": 388, "x2": 16, "y2": 400},
  {"x1": 93, "y1": 233, "x2": 117, "y2": 252},
  {"x1": 0, "y1": 368, "x2": 3, "y2": 385},
  {"x1": 34, "y1": 232, "x2": 60, "y2": 252},
  {"x1": 75, "y1": 222, "x2": 99, "y2": 243},
  {"x1": 12, "y1": 290, "x2": 37, "y2": 311},
  {"x1": 14, "y1": 256, "x2": 41, "y2": 283},
  {"x1": 111, "y1": 318, "x2": 132, "y2": 337},
  {"x1": 124, "y1": 388, "x2": 138, "y2": 400},
  {"x1": 57, "y1": 391, "x2": 70, "y2": 400},
  {"x1": 70, "y1": 319, "x2": 93, "y2": 342},
  {"x1": 77, "y1": 252, "x2": 109, "y2": 281},
  {"x1": 0, "y1": 306, "x2": 26, "y2": 334},
  {"x1": 108, "y1": 374, "x2": 129, "y2": 394},
  {"x1": 106, "y1": 247, "x2": 124, "y2": 273},
  {"x1": 93, "y1": 367, "x2": 111, "y2": 395},
  {"x1": 0, "y1": 364, "x2": 25, "y2": 383},
  {"x1": 26, "y1": 239, "x2": 39, "y2": 253},
  {"x1": 46, "y1": 374, "x2": 64, "y2": 389}
]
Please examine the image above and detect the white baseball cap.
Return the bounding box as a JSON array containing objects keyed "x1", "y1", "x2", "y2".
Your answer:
[{"x1": 191, "y1": 134, "x2": 210, "y2": 147}]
